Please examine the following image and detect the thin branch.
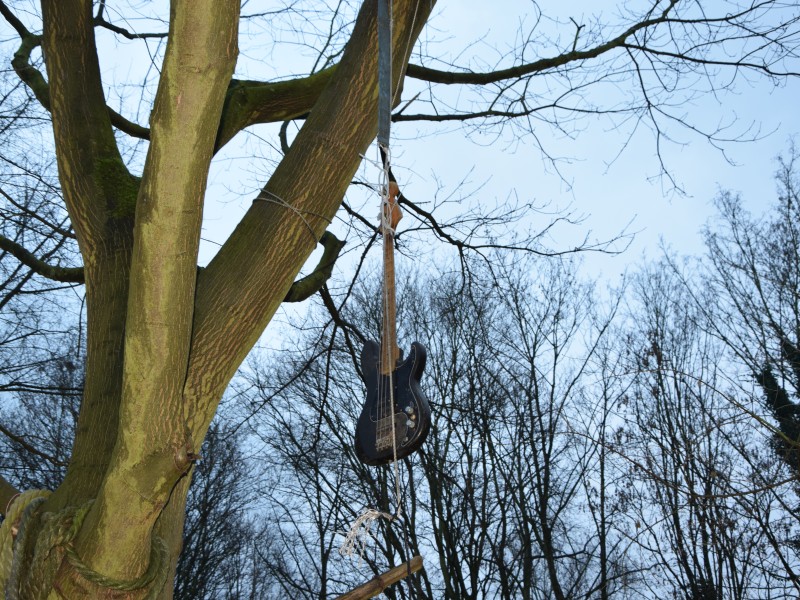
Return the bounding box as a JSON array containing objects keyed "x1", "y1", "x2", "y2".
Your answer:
[
  {"x1": 93, "y1": 14, "x2": 168, "y2": 40},
  {"x1": 0, "y1": 234, "x2": 85, "y2": 283},
  {"x1": 405, "y1": 2, "x2": 682, "y2": 86},
  {"x1": 0, "y1": 187, "x2": 75, "y2": 240},
  {"x1": 0, "y1": 422, "x2": 68, "y2": 468}
]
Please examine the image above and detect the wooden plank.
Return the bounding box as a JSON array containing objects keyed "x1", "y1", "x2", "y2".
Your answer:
[{"x1": 336, "y1": 555, "x2": 423, "y2": 600}]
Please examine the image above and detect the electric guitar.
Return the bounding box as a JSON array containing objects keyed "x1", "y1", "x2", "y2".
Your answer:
[{"x1": 354, "y1": 183, "x2": 431, "y2": 466}]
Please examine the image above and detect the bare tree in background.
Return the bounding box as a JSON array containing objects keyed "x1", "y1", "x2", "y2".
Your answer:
[
  {"x1": 239, "y1": 255, "x2": 631, "y2": 599},
  {"x1": 174, "y1": 421, "x2": 267, "y2": 600},
  {"x1": 699, "y1": 149, "x2": 800, "y2": 476}
]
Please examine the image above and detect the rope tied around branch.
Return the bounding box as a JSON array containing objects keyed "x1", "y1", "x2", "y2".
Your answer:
[{"x1": 1, "y1": 493, "x2": 168, "y2": 599}]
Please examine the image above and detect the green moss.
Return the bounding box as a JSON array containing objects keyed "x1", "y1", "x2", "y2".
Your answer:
[{"x1": 94, "y1": 157, "x2": 141, "y2": 220}]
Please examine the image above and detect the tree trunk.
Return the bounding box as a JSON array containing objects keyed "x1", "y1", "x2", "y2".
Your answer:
[{"x1": 3, "y1": 1, "x2": 436, "y2": 597}]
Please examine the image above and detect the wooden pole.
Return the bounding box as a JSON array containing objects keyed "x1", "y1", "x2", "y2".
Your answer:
[{"x1": 336, "y1": 555, "x2": 423, "y2": 600}]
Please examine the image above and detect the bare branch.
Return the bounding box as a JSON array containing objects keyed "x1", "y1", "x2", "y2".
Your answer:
[
  {"x1": 0, "y1": 422, "x2": 68, "y2": 468},
  {"x1": 404, "y1": 4, "x2": 683, "y2": 86},
  {"x1": 0, "y1": 233, "x2": 84, "y2": 283},
  {"x1": 93, "y1": 14, "x2": 168, "y2": 41}
]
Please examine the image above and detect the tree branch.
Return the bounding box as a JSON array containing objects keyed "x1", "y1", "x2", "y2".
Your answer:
[
  {"x1": 0, "y1": 422, "x2": 68, "y2": 468},
  {"x1": 93, "y1": 13, "x2": 168, "y2": 40},
  {"x1": 0, "y1": 234, "x2": 84, "y2": 283},
  {"x1": 403, "y1": 0, "x2": 800, "y2": 87},
  {"x1": 284, "y1": 231, "x2": 345, "y2": 303},
  {"x1": 215, "y1": 70, "x2": 335, "y2": 150},
  {"x1": 621, "y1": 43, "x2": 800, "y2": 77},
  {"x1": 1, "y1": 0, "x2": 151, "y2": 141},
  {"x1": 108, "y1": 109, "x2": 150, "y2": 140},
  {"x1": 2, "y1": 2, "x2": 50, "y2": 110},
  {"x1": 404, "y1": 8, "x2": 678, "y2": 86}
]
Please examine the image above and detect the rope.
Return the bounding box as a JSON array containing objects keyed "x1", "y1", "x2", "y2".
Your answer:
[
  {"x1": 1, "y1": 493, "x2": 167, "y2": 599},
  {"x1": 7, "y1": 496, "x2": 48, "y2": 599},
  {"x1": 253, "y1": 189, "x2": 332, "y2": 245},
  {"x1": 340, "y1": 150, "x2": 406, "y2": 561},
  {"x1": 0, "y1": 489, "x2": 51, "y2": 593},
  {"x1": 339, "y1": 508, "x2": 394, "y2": 560},
  {"x1": 65, "y1": 530, "x2": 169, "y2": 599}
]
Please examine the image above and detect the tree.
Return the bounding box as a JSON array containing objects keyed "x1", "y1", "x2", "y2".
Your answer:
[
  {"x1": 699, "y1": 149, "x2": 800, "y2": 476},
  {"x1": 0, "y1": 352, "x2": 81, "y2": 493},
  {"x1": 173, "y1": 421, "x2": 266, "y2": 600},
  {"x1": 620, "y1": 262, "x2": 793, "y2": 598},
  {"x1": 0, "y1": 0, "x2": 798, "y2": 597},
  {"x1": 0, "y1": 345, "x2": 268, "y2": 598},
  {"x1": 238, "y1": 256, "x2": 635, "y2": 599}
]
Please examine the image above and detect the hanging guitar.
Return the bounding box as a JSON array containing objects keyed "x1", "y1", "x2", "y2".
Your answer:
[{"x1": 354, "y1": 178, "x2": 431, "y2": 466}]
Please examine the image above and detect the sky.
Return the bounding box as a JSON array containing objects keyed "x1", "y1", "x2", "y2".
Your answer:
[
  {"x1": 3, "y1": 1, "x2": 796, "y2": 289},
  {"x1": 197, "y1": 0, "x2": 800, "y2": 293},
  {"x1": 430, "y1": 0, "x2": 800, "y2": 269}
]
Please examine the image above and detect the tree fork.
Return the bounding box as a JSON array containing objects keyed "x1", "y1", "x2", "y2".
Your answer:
[
  {"x1": 182, "y1": 0, "x2": 436, "y2": 441},
  {"x1": 70, "y1": 0, "x2": 240, "y2": 584}
]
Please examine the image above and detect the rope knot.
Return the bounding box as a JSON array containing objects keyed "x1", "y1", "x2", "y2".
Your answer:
[{"x1": 1, "y1": 493, "x2": 168, "y2": 599}]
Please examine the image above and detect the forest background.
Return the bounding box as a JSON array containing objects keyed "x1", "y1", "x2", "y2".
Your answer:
[{"x1": 1, "y1": 0, "x2": 800, "y2": 598}]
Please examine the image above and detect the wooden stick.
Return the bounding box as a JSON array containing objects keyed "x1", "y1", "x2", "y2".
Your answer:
[{"x1": 336, "y1": 555, "x2": 423, "y2": 600}]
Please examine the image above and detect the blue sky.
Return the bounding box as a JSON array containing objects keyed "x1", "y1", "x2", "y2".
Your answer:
[
  {"x1": 4, "y1": 1, "x2": 792, "y2": 280},
  {"x1": 199, "y1": 1, "x2": 800, "y2": 289}
]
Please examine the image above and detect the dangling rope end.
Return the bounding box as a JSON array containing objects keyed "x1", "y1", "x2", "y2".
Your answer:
[{"x1": 339, "y1": 508, "x2": 397, "y2": 560}]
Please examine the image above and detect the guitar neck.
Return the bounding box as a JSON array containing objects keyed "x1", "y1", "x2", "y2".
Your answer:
[{"x1": 381, "y1": 223, "x2": 400, "y2": 374}]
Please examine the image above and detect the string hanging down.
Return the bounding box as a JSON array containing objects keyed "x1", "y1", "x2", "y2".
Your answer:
[{"x1": 351, "y1": 0, "x2": 432, "y2": 472}]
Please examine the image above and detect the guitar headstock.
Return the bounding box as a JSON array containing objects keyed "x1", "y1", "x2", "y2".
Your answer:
[{"x1": 382, "y1": 181, "x2": 402, "y2": 232}]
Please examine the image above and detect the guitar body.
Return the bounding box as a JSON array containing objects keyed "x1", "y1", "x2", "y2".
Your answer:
[{"x1": 355, "y1": 340, "x2": 431, "y2": 466}]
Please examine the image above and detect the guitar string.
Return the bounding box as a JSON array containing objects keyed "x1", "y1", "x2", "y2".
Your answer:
[
  {"x1": 379, "y1": 142, "x2": 402, "y2": 516},
  {"x1": 339, "y1": 146, "x2": 403, "y2": 560},
  {"x1": 378, "y1": 0, "x2": 411, "y2": 573},
  {"x1": 376, "y1": 0, "x2": 403, "y2": 521}
]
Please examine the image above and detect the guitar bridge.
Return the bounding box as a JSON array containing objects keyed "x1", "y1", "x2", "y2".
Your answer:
[{"x1": 375, "y1": 414, "x2": 407, "y2": 451}]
